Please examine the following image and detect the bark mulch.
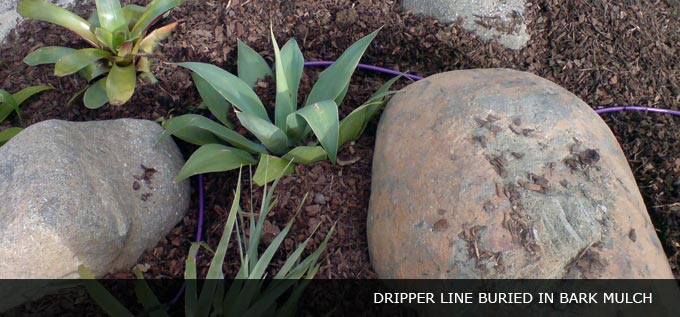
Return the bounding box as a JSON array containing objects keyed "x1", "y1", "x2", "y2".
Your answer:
[{"x1": 1, "y1": 0, "x2": 678, "y2": 314}]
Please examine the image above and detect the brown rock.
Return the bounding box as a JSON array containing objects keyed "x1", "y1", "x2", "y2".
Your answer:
[{"x1": 367, "y1": 69, "x2": 674, "y2": 279}]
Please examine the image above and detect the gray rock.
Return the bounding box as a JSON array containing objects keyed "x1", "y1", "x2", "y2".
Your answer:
[
  {"x1": 402, "y1": 0, "x2": 530, "y2": 49},
  {"x1": 0, "y1": 119, "x2": 189, "y2": 279},
  {"x1": 368, "y1": 69, "x2": 674, "y2": 280},
  {"x1": 1, "y1": 0, "x2": 76, "y2": 43}
]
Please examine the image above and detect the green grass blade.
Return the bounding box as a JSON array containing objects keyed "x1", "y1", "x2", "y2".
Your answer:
[
  {"x1": 54, "y1": 48, "x2": 112, "y2": 76},
  {"x1": 132, "y1": 267, "x2": 168, "y2": 317},
  {"x1": 237, "y1": 39, "x2": 272, "y2": 87},
  {"x1": 83, "y1": 77, "x2": 110, "y2": 109},
  {"x1": 271, "y1": 27, "x2": 295, "y2": 131},
  {"x1": 252, "y1": 154, "x2": 295, "y2": 186},
  {"x1": 281, "y1": 146, "x2": 327, "y2": 165},
  {"x1": 305, "y1": 28, "x2": 380, "y2": 106},
  {"x1": 77, "y1": 265, "x2": 133, "y2": 317},
  {"x1": 131, "y1": 0, "x2": 186, "y2": 40},
  {"x1": 175, "y1": 144, "x2": 256, "y2": 182},
  {"x1": 178, "y1": 62, "x2": 268, "y2": 120},
  {"x1": 293, "y1": 100, "x2": 339, "y2": 164},
  {"x1": 280, "y1": 38, "x2": 304, "y2": 110},
  {"x1": 235, "y1": 110, "x2": 288, "y2": 155},
  {"x1": 23, "y1": 46, "x2": 75, "y2": 66},
  {"x1": 184, "y1": 242, "x2": 201, "y2": 316},
  {"x1": 18, "y1": 0, "x2": 100, "y2": 47},
  {"x1": 191, "y1": 73, "x2": 232, "y2": 128},
  {"x1": 0, "y1": 127, "x2": 22, "y2": 146},
  {"x1": 11, "y1": 85, "x2": 52, "y2": 106},
  {"x1": 106, "y1": 63, "x2": 136, "y2": 105},
  {"x1": 248, "y1": 207, "x2": 299, "y2": 280},
  {"x1": 94, "y1": 0, "x2": 126, "y2": 32},
  {"x1": 159, "y1": 114, "x2": 266, "y2": 153}
]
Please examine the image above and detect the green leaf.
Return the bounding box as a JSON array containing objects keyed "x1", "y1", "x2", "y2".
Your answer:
[
  {"x1": 280, "y1": 39, "x2": 304, "y2": 110},
  {"x1": 77, "y1": 59, "x2": 111, "y2": 82},
  {"x1": 191, "y1": 73, "x2": 232, "y2": 128},
  {"x1": 270, "y1": 27, "x2": 295, "y2": 131},
  {"x1": 18, "y1": 0, "x2": 101, "y2": 48},
  {"x1": 178, "y1": 62, "x2": 268, "y2": 120},
  {"x1": 84, "y1": 77, "x2": 109, "y2": 109},
  {"x1": 123, "y1": 4, "x2": 146, "y2": 29},
  {"x1": 305, "y1": 28, "x2": 380, "y2": 106},
  {"x1": 137, "y1": 21, "x2": 179, "y2": 54},
  {"x1": 23, "y1": 46, "x2": 75, "y2": 66},
  {"x1": 12, "y1": 85, "x2": 52, "y2": 106},
  {"x1": 252, "y1": 154, "x2": 295, "y2": 186},
  {"x1": 338, "y1": 101, "x2": 384, "y2": 146},
  {"x1": 175, "y1": 144, "x2": 256, "y2": 181},
  {"x1": 94, "y1": 27, "x2": 115, "y2": 51},
  {"x1": 131, "y1": 0, "x2": 186, "y2": 40},
  {"x1": 160, "y1": 114, "x2": 266, "y2": 153},
  {"x1": 0, "y1": 127, "x2": 22, "y2": 146},
  {"x1": 292, "y1": 100, "x2": 339, "y2": 164},
  {"x1": 237, "y1": 39, "x2": 272, "y2": 87},
  {"x1": 235, "y1": 110, "x2": 288, "y2": 155},
  {"x1": 106, "y1": 63, "x2": 136, "y2": 105},
  {"x1": 77, "y1": 265, "x2": 133, "y2": 317},
  {"x1": 184, "y1": 243, "x2": 201, "y2": 315},
  {"x1": 94, "y1": 0, "x2": 127, "y2": 32},
  {"x1": 0, "y1": 90, "x2": 18, "y2": 123},
  {"x1": 132, "y1": 267, "x2": 168, "y2": 317},
  {"x1": 281, "y1": 146, "x2": 327, "y2": 165},
  {"x1": 367, "y1": 74, "x2": 402, "y2": 102},
  {"x1": 54, "y1": 48, "x2": 112, "y2": 76}
]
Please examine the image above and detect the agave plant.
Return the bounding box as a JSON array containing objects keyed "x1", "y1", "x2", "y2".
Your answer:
[
  {"x1": 160, "y1": 27, "x2": 400, "y2": 185},
  {"x1": 18, "y1": 0, "x2": 185, "y2": 109},
  {"x1": 0, "y1": 85, "x2": 52, "y2": 146},
  {"x1": 79, "y1": 167, "x2": 333, "y2": 316}
]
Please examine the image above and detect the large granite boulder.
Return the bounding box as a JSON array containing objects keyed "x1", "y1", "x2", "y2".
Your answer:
[
  {"x1": 402, "y1": 0, "x2": 530, "y2": 49},
  {"x1": 368, "y1": 69, "x2": 674, "y2": 279},
  {"x1": 0, "y1": 118, "x2": 190, "y2": 280}
]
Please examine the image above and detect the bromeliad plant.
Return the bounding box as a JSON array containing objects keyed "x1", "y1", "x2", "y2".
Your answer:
[
  {"x1": 79, "y1": 168, "x2": 334, "y2": 316},
  {"x1": 160, "y1": 27, "x2": 400, "y2": 185},
  {"x1": 0, "y1": 85, "x2": 52, "y2": 146},
  {"x1": 18, "y1": 0, "x2": 185, "y2": 109}
]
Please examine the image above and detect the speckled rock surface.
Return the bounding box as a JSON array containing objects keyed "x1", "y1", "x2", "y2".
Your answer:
[
  {"x1": 0, "y1": 118, "x2": 189, "y2": 280},
  {"x1": 0, "y1": 0, "x2": 76, "y2": 43},
  {"x1": 368, "y1": 69, "x2": 674, "y2": 279},
  {"x1": 402, "y1": 0, "x2": 530, "y2": 49}
]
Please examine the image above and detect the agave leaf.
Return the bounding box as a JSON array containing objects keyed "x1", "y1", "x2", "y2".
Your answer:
[
  {"x1": 18, "y1": 0, "x2": 100, "y2": 48},
  {"x1": 54, "y1": 48, "x2": 112, "y2": 76},
  {"x1": 252, "y1": 154, "x2": 295, "y2": 186},
  {"x1": 132, "y1": 267, "x2": 168, "y2": 317},
  {"x1": 84, "y1": 77, "x2": 109, "y2": 109},
  {"x1": 237, "y1": 39, "x2": 273, "y2": 87},
  {"x1": 292, "y1": 100, "x2": 339, "y2": 164},
  {"x1": 94, "y1": 0, "x2": 126, "y2": 32},
  {"x1": 367, "y1": 74, "x2": 402, "y2": 102},
  {"x1": 191, "y1": 73, "x2": 232, "y2": 128},
  {"x1": 160, "y1": 114, "x2": 265, "y2": 153},
  {"x1": 137, "y1": 22, "x2": 178, "y2": 55},
  {"x1": 235, "y1": 110, "x2": 288, "y2": 155},
  {"x1": 23, "y1": 46, "x2": 75, "y2": 66},
  {"x1": 305, "y1": 28, "x2": 381, "y2": 106},
  {"x1": 281, "y1": 146, "x2": 327, "y2": 165},
  {"x1": 270, "y1": 27, "x2": 295, "y2": 131},
  {"x1": 0, "y1": 127, "x2": 22, "y2": 146},
  {"x1": 175, "y1": 144, "x2": 256, "y2": 182},
  {"x1": 106, "y1": 63, "x2": 136, "y2": 105},
  {"x1": 178, "y1": 62, "x2": 268, "y2": 120},
  {"x1": 12, "y1": 85, "x2": 52, "y2": 107},
  {"x1": 77, "y1": 59, "x2": 111, "y2": 82},
  {"x1": 77, "y1": 265, "x2": 133, "y2": 317},
  {"x1": 131, "y1": 0, "x2": 185, "y2": 40},
  {"x1": 123, "y1": 4, "x2": 146, "y2": 29},
  {"x1": 280, "y1": 38, "x2": 304, "y2": 110},
  {"x1": 338, "y1": 101, "x2": 384, "y2": 146}
]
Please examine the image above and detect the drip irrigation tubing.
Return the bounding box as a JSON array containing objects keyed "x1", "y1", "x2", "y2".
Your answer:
[{"x1": 172, "y1": 61, "x2": 680, "y2": 307}]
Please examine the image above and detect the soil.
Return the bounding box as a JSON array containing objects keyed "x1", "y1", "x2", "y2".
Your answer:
[{"x1": 1, "y1": 0, "x2": 679, "y2": 313}]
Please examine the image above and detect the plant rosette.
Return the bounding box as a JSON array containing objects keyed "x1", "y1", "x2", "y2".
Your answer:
[
  {"x1": 160, "y1": 27, "x2": 400, "y2": 185},
  {"x1": 0, "y1": 85, "x2": 52, "y2": 146},
  {"x1": 18, "y1": 0, "x2": 185, "y2": 109}
]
